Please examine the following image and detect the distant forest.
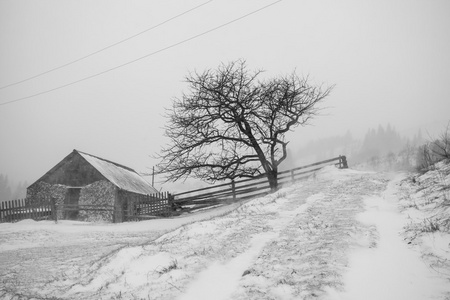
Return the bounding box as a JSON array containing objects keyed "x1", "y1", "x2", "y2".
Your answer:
[
  {"x1": 289, "y1": 124, "x2": 426, "y2": 169},
  {"x1": 0, "y1": 174, "x2": 28, "y2": 202}
]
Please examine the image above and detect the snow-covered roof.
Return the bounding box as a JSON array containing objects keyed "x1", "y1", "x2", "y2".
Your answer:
[{"x1": 77, "y1": 150, "x2": 158, "y2": 195}]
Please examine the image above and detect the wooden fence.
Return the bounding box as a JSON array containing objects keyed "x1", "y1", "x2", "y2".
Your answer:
[
  {"x1": 0, "y1": 199, "x2": 53, "y2": 223},
  {"x1": 0, "y1": 192, "x2": 172, "y2": 223},
  {"x1": 171, "y1": 155, "x2": 348, "y2": 214},
  {"x1": 0, "y1": 155, "x2": 347, "y2": 223},
  {"x1": 118, "y1": 191, "x2": 172, "y2": 221}
]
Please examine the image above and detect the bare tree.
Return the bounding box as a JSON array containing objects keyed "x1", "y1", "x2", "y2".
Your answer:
[{"x1": 156, "y1": 60, "x2": 332, "y2": 191}]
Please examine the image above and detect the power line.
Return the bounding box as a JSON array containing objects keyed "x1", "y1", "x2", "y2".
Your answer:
[
  {"x1": 0, "y1": 0, "x2": 282, "y2": 107},
  {"x1": 0, "y1": 0, "x2": 213, "y2": 90}
]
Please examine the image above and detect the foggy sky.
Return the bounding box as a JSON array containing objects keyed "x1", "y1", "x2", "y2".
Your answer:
[{"x1": 1, "y1": 0, "x2": 449, "y2": 190}]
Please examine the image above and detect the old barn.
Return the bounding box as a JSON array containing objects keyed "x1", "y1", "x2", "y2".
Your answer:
[{"x1": 26, "y1": 150, "x2": 168, "y2": 222}]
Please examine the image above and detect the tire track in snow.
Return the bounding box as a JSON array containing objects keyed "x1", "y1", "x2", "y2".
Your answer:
[
  {"x1": 0, "y1": 203, "x2": 243, "y2": 299},
  {"x1": 230, "y1": 171, "x2": 388, "y2": 299},
  {"x1": 177, "y1": 232, "x2": 278, "y2": 300},
  {"x1": 9, "y1": 168, "x2": 389, "y2": 299},
  {"x1": 60, "y1": 183, "x2": 316, "y2": 299},
  {"x1": 178, "y1": 193, "x2": 311, "y2": 300}
]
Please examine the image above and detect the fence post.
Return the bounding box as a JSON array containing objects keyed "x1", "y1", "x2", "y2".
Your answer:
[
  {"x1": 51, "y1": 197, "x2": 57, "y2": 223},
  {"x1": 7, "y1": 200, "x2": 12, "y2": 222},
  {"x1": 168, "y1": 192, "x2": 174, "y2": 215},
  {"x1": 4, "y1": 201, "x2": 9, "y2": 222},
  {"x1": 339, "y1": 155, "x2": 348, "y2": 169},
  {"x1": 14, "y1": 200, "x2": 19, "y2": 222},
  {"x1": 0, "y1": 201, "x2": 4, "y2": 222},
  {"x1": 291, "y1": 170, "x2": 295, "y2": 183},
  {"x1": 231, "y1": 180, "x2": 236, "y2": 202},
  {"x1": 27, "y1": 199, "x2": 32, "y2": 220}
]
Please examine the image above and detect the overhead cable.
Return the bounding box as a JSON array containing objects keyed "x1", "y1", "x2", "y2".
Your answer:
[
  {"x1": 0, "y1": 0, "x2": 213, "y2": 90},
  {"x1": 0, "y1": 0, "x2": 282, "y2": 107}
]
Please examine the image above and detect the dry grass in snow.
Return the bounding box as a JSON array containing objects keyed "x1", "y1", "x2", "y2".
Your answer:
[{"x1": 1, "y1": 165, "x2": 450, "y2": 299}]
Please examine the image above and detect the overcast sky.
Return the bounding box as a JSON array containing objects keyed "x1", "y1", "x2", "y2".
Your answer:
[{"x1": 1, "y1": 0, "x2": 449, "y2": 191}]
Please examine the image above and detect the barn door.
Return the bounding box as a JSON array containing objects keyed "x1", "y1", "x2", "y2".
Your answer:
[{"x1": 65, "y1": 188, "x2": 80, "y2": 220}]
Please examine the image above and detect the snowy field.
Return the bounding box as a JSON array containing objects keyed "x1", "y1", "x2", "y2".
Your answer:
[{"x1": 1, "y1": 165, "x2": 449, "y2": 299}]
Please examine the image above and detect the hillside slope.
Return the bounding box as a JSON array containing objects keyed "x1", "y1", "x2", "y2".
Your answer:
[{"x1": 1, "y1": 166, "x2": 449, "y2": 299}]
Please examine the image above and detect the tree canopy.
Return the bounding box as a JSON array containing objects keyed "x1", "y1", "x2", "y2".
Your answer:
[{"x1": 156, "y1": 60, "x2": 332, "y2": 190}]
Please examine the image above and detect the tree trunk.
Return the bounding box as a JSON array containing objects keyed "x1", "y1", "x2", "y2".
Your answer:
[{"x1": 266, "y1": 170, "x2": 278, "y2": 192}]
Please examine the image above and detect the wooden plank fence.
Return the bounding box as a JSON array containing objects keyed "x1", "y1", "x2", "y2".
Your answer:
[
  {"x1": 119, "y1": 191, "x2": 172, "y2": 221},
  {"x1": 0, "y1": 192, "x2": 172, "y2": 223},
  {"x1": 172, "y1": 155, "x2": 348, "y2": 213},
  {"x1": 0, "y1": 155, "x2": 348, "y2": 223},
  {"x1": 0, "y1": 199, "x2": 53, "y2": 223}
]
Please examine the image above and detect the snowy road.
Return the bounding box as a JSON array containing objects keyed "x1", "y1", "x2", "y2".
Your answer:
[
  {"x1": 0, "y1": 203, "x2": 242, "y2": 298},
  {"x1": 1, "y1": 167, "x2": 449, "y2": 299}
]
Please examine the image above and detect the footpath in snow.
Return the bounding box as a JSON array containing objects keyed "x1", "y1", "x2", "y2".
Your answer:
[
  {"x1": 1, "y1": 166, "x2": 449, "y2": 299},
  {"x1": 327, "y1": 174, "x2": 450, "y2": 300}
]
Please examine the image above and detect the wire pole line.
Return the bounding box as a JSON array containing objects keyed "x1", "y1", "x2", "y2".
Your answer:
[
  {"x1": 0, "y1": 0, "x2": 213, "y2": 91},
  {"x1": 0, "y1": 0, "x2": 282, "y2": 107}
]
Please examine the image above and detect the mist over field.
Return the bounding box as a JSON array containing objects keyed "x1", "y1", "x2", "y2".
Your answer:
[{"x1": 1, "y1": 0, "x2": 449, "y2": 194}]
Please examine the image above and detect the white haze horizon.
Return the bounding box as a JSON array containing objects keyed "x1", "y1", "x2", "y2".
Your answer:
[{"x1": 1, "y1": 0, "x2": 449, "y2": 192}]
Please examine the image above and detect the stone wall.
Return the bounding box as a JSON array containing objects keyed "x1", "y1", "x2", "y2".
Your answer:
[
  {"x1": 26, "y1": 182, "x2": 68, "y2": 220},
  {"x1": 26, "y1": 180, "x2": 118, "y2": 223},
  {"x1": 26, "y1": 181, "x2": 67, "y2": 206},
  {"x1": 78, "y1": 180, "x2": 116, "y2": 222}
]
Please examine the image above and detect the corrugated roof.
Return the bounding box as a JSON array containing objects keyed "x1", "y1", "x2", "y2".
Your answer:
[{"x1": 77, "y1": 150, "x2": 158, "y2": 195}]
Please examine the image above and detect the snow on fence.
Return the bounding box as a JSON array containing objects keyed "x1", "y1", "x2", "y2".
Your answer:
[
  {"x1": 0, "y1": 199, "x2": 53, "y2": 223},
  {"x1": 171, "y1": 155, "x2": 348, "y2": 214},
  {"x1": 0, "y1": 156, "x2": 347, "y2": 223},
  {"x1": 0, "y1": 192, "x2": 172, "y2": 223},
  {"x1": 118, "y1": 190, "x2": 173, "y2": 222}
]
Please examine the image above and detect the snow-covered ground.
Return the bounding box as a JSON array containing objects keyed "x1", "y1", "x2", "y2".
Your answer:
[{"x1": 1, "y1": 165, "x2": 449, "y2": 299}]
